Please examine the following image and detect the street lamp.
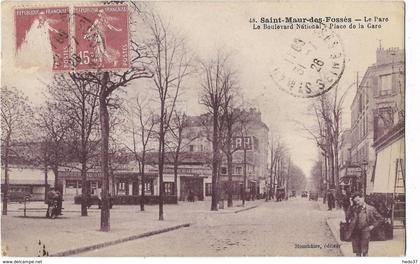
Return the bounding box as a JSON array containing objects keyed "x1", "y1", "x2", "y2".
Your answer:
[{"x1": 355, "y1": 161, "x2": 368, "y2": 196}]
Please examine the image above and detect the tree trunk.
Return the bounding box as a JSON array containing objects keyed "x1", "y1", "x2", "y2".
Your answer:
[
  {"x1": 99, "y1": 72, "x2": 111, "y2": 232},
  {"x1": 227, "y1": 152, "x2": 233, "y2": 207},
  {"x1": 139, "y1": 156, "x2": 146, "y2": 211},
  {"x1": 44, "y1": 163, "x2": 48, "y2": 203},
  {"x1": 81, "y1": 160, "x2": 88, "y2": 216},
  {"x1": 328, "y1": 146, "x2": 335, "y2": 187},
  {"x1": 2, "y1": 136, "x2": 10, "y2": 216},
  {"x1": 53, "y1": 166, "x2": 59, "y2": 189},
  {"x1": 333, "y1": 142, "x2": 341, "y2": 207},
  {"x1": 158, "y1": 103, "x2": 165, "y2": 220},
  {"x1": 269, "y1": 162, "x2": 273, "y2": 200},
  {"x1": 242, "y1": 147, "x2": 247, "y2": 206},
  {"x1": 273, "y1": 159, "x2": 278, "y2": 199},
  {"x1": 211, "y1": 111, "x2": 219, "y2": 211},
  {"x1": 138, "y1": 158, "x2": 145, "y2": 211},
  {"x1": 174, "y1": 154, "x2": 179, "y2": 204},
  {"x1": 133, "y1": 177, "x2": 139, "y2": 196}
]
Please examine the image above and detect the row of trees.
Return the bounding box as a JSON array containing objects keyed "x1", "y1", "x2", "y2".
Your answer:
[
  {"x1": 266, "y1": 139, "x2": 307, "y2": 200},
  {"x1": 1, "y1": 3, "x2": 257, "y2": 229},
  {"x1": 303, "y1": 85, "x2": 350, "y2": 204}
]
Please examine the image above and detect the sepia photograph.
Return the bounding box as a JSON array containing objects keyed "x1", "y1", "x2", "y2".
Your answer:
[{"x1": 0, "y1": 0, "x2": 415, "y2": 261}]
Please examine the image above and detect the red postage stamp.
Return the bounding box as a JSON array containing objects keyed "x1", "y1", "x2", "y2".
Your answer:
[
  {"x1": 74, "y1": 5, "x2": 130, "y2": 71},
  {"x1": 15, "y1": 7, "x2": 71, "y2": 71}
]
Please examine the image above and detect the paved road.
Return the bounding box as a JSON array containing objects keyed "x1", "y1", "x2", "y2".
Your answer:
[{"x1": 79, "y1": 197, "x2": 342, "y2": 256}]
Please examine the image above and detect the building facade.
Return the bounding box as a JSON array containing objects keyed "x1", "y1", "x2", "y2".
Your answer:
[
  {"x1": 53, "y1": 108, "x2": 269, "y2": 201},
  {"x1": 348, "y1": 46, "x2": 404, "y2": 195},
  {"x1": 183, "y1": 108, "x2": 269, "y2": 200}
]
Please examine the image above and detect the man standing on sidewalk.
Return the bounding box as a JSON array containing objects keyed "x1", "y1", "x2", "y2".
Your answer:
[
  {"x1": 346, "y1": 192, "x2": 384, "y2": 256},
  {"x1": 327, "y1": 190, "x2": 335, "y2": 210}
]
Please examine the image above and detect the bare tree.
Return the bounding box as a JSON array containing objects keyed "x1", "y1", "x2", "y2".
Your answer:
[
  {"x1": 237, "y1": 109, "x2": 252, "y2": 205},
  {"x1": 199, "y1": 52, "x2": 236, "y2": 211},
  {"x1": 1, "y1": 86, "x2": 32, "y2": 215},
  {"x1": 124, "y1": 96, "x2": 157, "y2": 211},
  {"x1": 296, "y1": 85, "x2": 347, "y2": 204},
  {"x1": 166, "y1": 110, "x2": 201, "y2": 203},
  {"x1": 38, "y1": 102, "x2": 74, "y2": 186},
  {"x1": 266, "y1": 138, "x2": 287, "y2": 201},
  {"x1": 33, "y1": 102, "x2": 74, "y2": 201},
  {"x1": 219, "y1": 87, "x2": 242, "y2": 207},
  {"x1": 144, "y1": 13, "x2": 193, "y2": 220},
  {"x1": 48, "y1": 73, "x2": 101, "y2": 217},
  {"x1": 313, "y1": 88, "x2": 346, "y2": 203}
]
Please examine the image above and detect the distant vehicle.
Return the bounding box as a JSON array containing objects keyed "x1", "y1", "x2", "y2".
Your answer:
[
  {"x1": 301, "y1": 191, "x2": 308, "y2": 198},
  {"x1": 309, "y1": 191, "x2": 319, "y2": 201}
]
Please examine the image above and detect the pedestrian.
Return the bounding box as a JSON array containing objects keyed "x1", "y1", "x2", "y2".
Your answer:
[
  {"x1": 55, "y1": 190, "x2": 63, "y2": 215},
  {"x1": 345, "y1": 192, "x2": 384, "y2": 256},
  {"x1": 46, "y1": 188, "x2": 58, "y2": 218},
  {"x1": 327, "y1": 190, "x2": 335, "y2": 210},
  {"x1": 342, "y1": 189, "x2": 351, "y2": 218}
]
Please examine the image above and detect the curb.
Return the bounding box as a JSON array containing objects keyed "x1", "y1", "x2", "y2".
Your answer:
[
  {"x1": 325, "y1": 218, "x2": 351, "y2": 256},
  {"x1": 50, "y1": 223, "x2": 191, "y2": 256},
  {"x1": 234, "y1": 205, "x2": 258, "y2": 213}
]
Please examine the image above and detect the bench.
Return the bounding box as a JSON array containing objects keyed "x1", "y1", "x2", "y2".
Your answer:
[{"x1": 18, "y1": 199, "x2": 63, "y2": 217}]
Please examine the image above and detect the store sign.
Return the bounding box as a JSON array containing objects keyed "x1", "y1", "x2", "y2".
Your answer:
[{"x1": 346, "y1": 167, "x2": 362, "y2": 177}]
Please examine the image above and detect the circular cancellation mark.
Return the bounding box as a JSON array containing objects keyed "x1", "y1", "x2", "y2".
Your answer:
[{"x1": 270, "y1": 23, "x2": 345, "y2": 98}]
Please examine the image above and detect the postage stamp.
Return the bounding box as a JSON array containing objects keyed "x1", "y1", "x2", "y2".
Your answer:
[
  {"x1": 15, "y1": 7, "x2": 71, "y2": 71},
  {"x1": 270, "y1": 23, "x2": 345, "y2": 98},
  {"x1": 73, "y1": 5, "x2": 130, "y2": 71}
]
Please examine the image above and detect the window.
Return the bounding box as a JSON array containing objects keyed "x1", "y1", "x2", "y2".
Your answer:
[
  {"x1": 236, "y1": 166, "x2": 242, "y2": 175},
  {"x1": 66, "y1": 180, "x2": 76, "y2": 188},
  {"x1": 144, "y1": 182, "x2": 151, "y2": 192},
  {"x1": 244, "y1": 137, "x2": 251, "y2": 150},
  {"x1": 221, "y1": 167, "x2": 227, "y2": 175},
  {"x1": 379, "y1": 74, "x2": 392, "y2": 95},
  {"x1": 253, "y1": 137, "x2": 259, "y2": 151},
  {"x1": 163, "y1": 182, "x2": 174, "y2": 195},
  {"x1": 205, "y1": 183, "x2": 212, "y2": 196},
  {"x1": 230, "y1": 139, "x2": 235, "y2": 150},
  {"x1": 235, "y1": 138, "x2": 242, "y2": 149},
  {"x1": 189, "y1": 145, "x2": 194, "y2": 152},
  {"x1": 118, "y1": 182, "x2": 125, "y2": 191},
  {"x1": 90, "y1": 181, "x2": 97, "y2": 194},
  {"x1": 374, "y1": 107, "x2": 394, "y2": 139},
  {"x1": 141, "y1": 180, "x2": 153, "y2": 194},
  {"x1": 66, "y1": 180, "x2": 80, "y2": 188}
]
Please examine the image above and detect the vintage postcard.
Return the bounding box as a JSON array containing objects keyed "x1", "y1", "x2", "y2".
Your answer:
[{"x1": 1, "y1": 0, "x2": 407, "y2": 259}]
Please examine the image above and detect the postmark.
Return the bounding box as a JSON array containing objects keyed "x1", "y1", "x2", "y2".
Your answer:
[
  {"x1": 15, "y1": 7, "x2": 71, "y2": 71},
  {"x1": 73, "y1": 5, "x2": 130, "y2": 71},
  {"x1": 270, "y1": 23, "x2": 345, "y2": 98}
]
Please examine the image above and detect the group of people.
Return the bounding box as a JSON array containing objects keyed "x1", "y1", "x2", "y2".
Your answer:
[{"x1": 46, "y1": 188, "x2": 63, "y2": 218}]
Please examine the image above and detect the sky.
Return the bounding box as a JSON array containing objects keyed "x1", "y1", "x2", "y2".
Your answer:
[{"x1": 1, "y1": 1, "x2": 404, "y2": 178}]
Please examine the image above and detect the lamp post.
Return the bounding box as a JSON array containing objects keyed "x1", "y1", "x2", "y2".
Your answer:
[
  {"x1": 356, "y1": 161, "x2": 368, "y2": 196},
  {"x1": 362, "y1": 161, "x2": 368, "y2": 197}
]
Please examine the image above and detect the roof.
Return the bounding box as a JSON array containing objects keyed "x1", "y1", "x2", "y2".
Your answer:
[{"x1": 1, "y1": 167, "x2": 54, "y2": 185}]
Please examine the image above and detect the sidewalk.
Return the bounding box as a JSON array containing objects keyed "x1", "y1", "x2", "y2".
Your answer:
[
  {"x1": 1, "y1": 199, "x2": 263, "y2": 257},
  {"x1": 318, "y1": 201, "x2": 405, "y2": 256}
]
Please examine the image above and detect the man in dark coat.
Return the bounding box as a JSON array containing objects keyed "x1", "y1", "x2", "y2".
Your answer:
[
  {"x1": 46, "y1": 188, "x2": 59, "y2": 218},
  {"x1": 327, "y1": 190, "x2": 335, "y2": 210},
  {"x1": 346, "y1": 192, "x2": 384, "y2": 256}
]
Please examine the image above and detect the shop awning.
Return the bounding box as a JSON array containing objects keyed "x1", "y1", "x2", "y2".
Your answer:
[{"x1": 372, "y1": 136, "x2": 404, "y2": 193}]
